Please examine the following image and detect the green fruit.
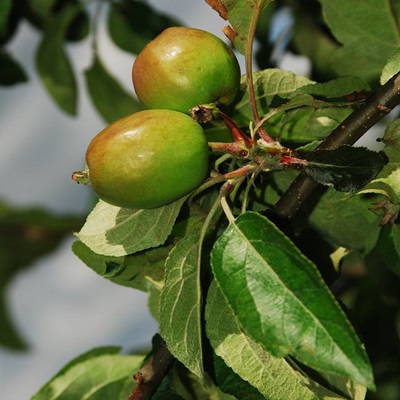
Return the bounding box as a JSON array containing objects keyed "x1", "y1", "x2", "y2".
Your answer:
[
  {"x1": 85, "y1": 109, "x2": 209, "y2": 209},
  {"x1": 132, "y1": 27, "x2": 241, "y2": 113}
]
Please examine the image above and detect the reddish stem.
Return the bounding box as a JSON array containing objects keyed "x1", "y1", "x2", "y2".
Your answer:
[
  {"x1": 218, "y1": 110, "x2": 254, "y2": 147},
  {"x1": 209, "y1": 141, "x2": 249, "y2": 158}
]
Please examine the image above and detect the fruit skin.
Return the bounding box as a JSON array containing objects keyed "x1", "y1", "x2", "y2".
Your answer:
[
  {"x1": 132, "y1": 27, "x2": 241, "y2": 113},
  {"x1": 86, "y1": 109, "x2": 209, "y2": 209}
]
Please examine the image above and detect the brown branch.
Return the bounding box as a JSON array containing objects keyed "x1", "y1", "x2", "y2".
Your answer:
[
  {"x1": 129, "y1": 340, "x2": 175, "y2": 400},
  {"x1": 270, "y1": 71, "x2": 400, "y2": 221}
]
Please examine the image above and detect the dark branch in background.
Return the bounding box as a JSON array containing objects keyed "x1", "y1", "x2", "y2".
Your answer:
[
  {"x1": 271, "y1": 71, "x2": 400, "y2": 221},
  {"x1": 129, "y1": 340, "x2": 175, "y2": 400}
]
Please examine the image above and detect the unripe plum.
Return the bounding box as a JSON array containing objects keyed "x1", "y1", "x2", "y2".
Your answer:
[
  {"x1": 132, "y1": 27, "x2": 240, "y2": 113},
  {"x1": 84, "y1": 109, "x2": 209, "y2": 209}
]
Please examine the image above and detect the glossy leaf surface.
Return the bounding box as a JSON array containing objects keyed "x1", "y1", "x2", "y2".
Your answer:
[
  {"x1": 211, "y1": 211, "x2": 374, "y2": 389},
  {"x1": 206, "y1": 281, "x2": 346, "y2": 400}
]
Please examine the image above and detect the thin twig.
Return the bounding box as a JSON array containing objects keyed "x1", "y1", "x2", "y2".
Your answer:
[
  {"x1": 245, "y1": 3, "x2": 275, "y2": 143},
  {"x1": 129, "y1": 341, "x2": 175, "y2": 400},
  {"x1": 270, "y1": 71, "x2": 400, "y2": 221}
]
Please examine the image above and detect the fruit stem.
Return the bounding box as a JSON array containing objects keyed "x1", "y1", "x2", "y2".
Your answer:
[
  {"x1": 209, "y1": 141, "x2": 249, "y2": 158},
  {"x1": 244, "y1": 4, "x2": 275, "y2": 144},
  {"x1": 218, "y1": 110, "x2": 254, "y2": 147},
  {"x1": 72, "y1": 170, "x2": 90, "y2": 185}
]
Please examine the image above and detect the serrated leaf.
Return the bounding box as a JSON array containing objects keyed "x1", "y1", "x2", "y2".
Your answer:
[
  {"x1": 307, "y1": 189, "x2": 382, "y2": 254},
  {"x1": 300, "y1": 146, "x2": 387, "y2": 192},
  {"x1": 85, "y1": 55, "x2": 143, "y2": 123},
  {"x1": 211, "y1": 211, "x2": 375, "y2": 389},
  {"x1": 159, "y1": 232, "x2": 205, "y2": 382},
  {"x1": 206, "y1": 281, "x2": 346, "y2": 400},
  {"x1": 320, "y1": 0, "x2": 400, "y2": 81},
  {"x1": 381, "y1": 46, "x2": 400, "y2": 84},
  {"x1": 217, "y1": 0, "x2": 271, "y2": 54},
  {"x1": 75, "y1": 198, "x2": 186, "y2": 257},
  {"x1": 36, "y1": 4, "x2": 78, "y2": 115},
  {"x1": 108, "y1": 0, "x2": 180, "y2": 55},
  {"x1": 32, "y1": 347, "x2": 143, "y2": 399},
  {"x1": 0, "y1": 50, "x2": 27, "y2": 85},
  {"x1": 293, "y1": 76, "x2": 371, "y2": 100},
  {"x1": 234, "y1": 69, "x2": 311, "y2": 123},
  {"x1": 71, "y1": 240, "x2": 166, "y2": 293}
]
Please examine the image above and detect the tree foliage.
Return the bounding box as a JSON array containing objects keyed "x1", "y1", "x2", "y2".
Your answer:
[{"x1": 1, "y1": 0, "x2": 400, "y2": 399}]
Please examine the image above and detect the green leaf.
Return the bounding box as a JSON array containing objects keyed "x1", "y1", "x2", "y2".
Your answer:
[
  {"x1": 85, "y1": 55, "x2": 143, "y2": 123},
  {"x1": 267, "y1": 94, "x2": 352, "y2": 143},
  {"x1": 27, "y1": 0, "x2": 57, "y2": 21},
  {"x1": 357, "y1": 168, "x2": 400, "y2": 225},
  {"x1": 234, "y1": 69, "x2": 311, "y2": 123},
  {"x1": 300, "y1": 146, "x2": 387, "y2": 192},
  {"x1": 36, "y1": 3, "x2": 79, "y2": 115},
  {"x1": 71, "y1": 240, "x2": 166, "y2": 292},
  {"x1": 0, "y1": 296, "x2": 27, "y2": 350},
  {"x1": 218, "y1": 0, "x2": 271, "y2": 55},
  {"x1": 307, "y1": 189, "x2": 382, "y2": 254},
  {"x1": 159, "y1": 232, "x2": 205, "y2": 382},
  {"x1": 211, "y1": 211, "x2": 375, "y2": 389},
  {"x1": 211, "y1": 355, "x2": 266, "y2": 400},
  {"x1": 319, "y1": 0, "x2": 400, "y2": 81},
  {"x1": 0, "y1": 0, "x2": 11, "y2": 36},
  {"x1": 206, "y1": 281, "x2": 346, "y2": 400},
  {"x1": 291, "y1": 10, "x2": 339, "y2": 80},
  {"x1": 374, "y1": 225, "x2": 400, "y2": 277},
  {"x1": 0, "y1": 50, "x2": 27, "y2": 85},
  {"x1": 172, "y1": 362, "x2": 237, "y2": 400},
  {"x1": 26, "y1": 0, "x2": 89, "y2": 42},
  {"x1": 32, "y1": 347, "x2": 143, "y2": 399},
  {"x1": 75, "y1": 198, "x2": 186, "y2": 257},
  {"x1": 358, "y1": 168, "x2": 400, "y2": 205},
  {"x1": 293, "y1": 76, "x2": 371, "y2": 100},
  {"x1": 381, "y1": 46, "x2": 400, "y2": 84},
  {"x1": 108, "y1": 0, "x2": 180, "y2": 55}
]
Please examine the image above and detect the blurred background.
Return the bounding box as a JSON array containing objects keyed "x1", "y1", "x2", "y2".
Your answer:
[
  {"x1": 4, "y1": 1, "x2": 393, "y2": 399},
  {"x1": 0, "y1": 1, "x2": 245, "y2": 398}
]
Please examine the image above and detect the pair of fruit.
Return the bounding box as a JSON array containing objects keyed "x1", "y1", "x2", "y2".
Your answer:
[{"x1": 77, "y1": 27, "x2": 241, "y2": 209}]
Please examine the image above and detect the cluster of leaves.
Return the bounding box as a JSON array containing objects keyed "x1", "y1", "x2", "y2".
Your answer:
[
  {"x1": 2, "y1": 0, "x2": 400, "y2": 399},
  {"x1": 0, "y1": 0, "x2": 180, "y2": 121}
]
